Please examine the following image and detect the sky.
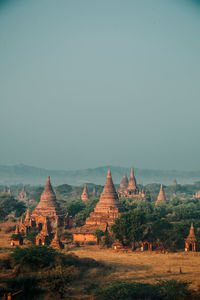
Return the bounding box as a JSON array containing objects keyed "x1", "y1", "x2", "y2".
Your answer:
[{"x1": 0, "y1": 0, "x2": 200, "y2": 171}]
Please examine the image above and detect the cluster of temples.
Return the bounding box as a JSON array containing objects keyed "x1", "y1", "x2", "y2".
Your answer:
[
  {"x1": 1, "y1": 186, "x2": 11, "y2": 195},
  {"x1": 73, "y1": 170, "x2": 121, "y2": 243},
  {"x1": 117, "y1": 168, "x2": 145, "y2": 199},
  {"x1": 12, "y1": 176, "x2": 69, "y2": 249},
  {"x1": 9, "y1": 170, "x2": 199, "y2": 253}
]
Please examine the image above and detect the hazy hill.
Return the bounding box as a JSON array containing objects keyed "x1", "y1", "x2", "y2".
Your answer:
[{"x1": 1, "y1": 164, "x2": 200, "y2": 186}]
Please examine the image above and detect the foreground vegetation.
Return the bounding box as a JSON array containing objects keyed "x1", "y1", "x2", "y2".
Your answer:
[{"x1": 1, "y1": 246, "x2": 200, "y2": 299}]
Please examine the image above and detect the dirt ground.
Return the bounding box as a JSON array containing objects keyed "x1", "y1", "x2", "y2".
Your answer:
[
  {"x1": 70, "y1": 245, "x2": 200, "y2": 290},
  {"x1": 1, "y1": 223, "x2": 200, "y2": 292}
]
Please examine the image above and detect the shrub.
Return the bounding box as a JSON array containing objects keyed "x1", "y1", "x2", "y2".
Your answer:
[
  {"x1": 0, "y1": 258, "x2": 11, "y2": 269},
  {"x1": 25, "y1": 231, "x2": 38, "y2": 245},
  {"x1": 94, "y1": 280, "x2": 193, "y2": 300},
  {"x1": 3, "y1": 275, "x2": 44, "y2": 299},
  {"x1": 10, "y1": 246, "x2": 57, "y2": 270}
]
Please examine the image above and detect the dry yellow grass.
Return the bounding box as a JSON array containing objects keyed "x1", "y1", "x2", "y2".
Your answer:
[{"x1": 70, "y1": 245, "x2": 200, "y2": 290}]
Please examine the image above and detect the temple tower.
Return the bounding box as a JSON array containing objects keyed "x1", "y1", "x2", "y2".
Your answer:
[
  {"x1": 155, "y1": 184, "x2": 166, "y2": 205},
  {"x1": 81, "y1": 184, "x2": 89, "y2": 201},
  {"x1": 31, "y1": 176, "x2": 62, "y2": 222},
  {"x1": 92, "y1": 170, "x2": 120, "y2": 215},
  {"x1": 185, "y1": 223, "x2": 197, "y2": 252},
  {"x1": 128, "y1": 168, "x2": 137, "y2": 191},
  {"x1": 92, "y1": 187, "x2": 96, "y2": 197},
  {"x1": 120, "y1": 173, "x2": 128, "y2": 190},
  {"x1": 73, "y1": 170, "x2": 121, "y2": 243}
]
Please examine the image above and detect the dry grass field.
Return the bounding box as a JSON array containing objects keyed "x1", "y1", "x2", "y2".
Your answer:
[
  {"x1": 71, "y1": 245, "x2": 200, "y2": 290},
  {"x1": 1, "y1": 222, "x2": 200, "y2": 296}
]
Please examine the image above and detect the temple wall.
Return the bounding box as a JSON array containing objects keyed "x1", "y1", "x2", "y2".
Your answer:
[{"x1": 73, "y1": 233, "x2": 97, "y2": 243}]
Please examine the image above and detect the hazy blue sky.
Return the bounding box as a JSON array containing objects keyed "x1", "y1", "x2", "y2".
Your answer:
[{"x1": 0, "y1": 0, "x2": 200, "y2": 171}]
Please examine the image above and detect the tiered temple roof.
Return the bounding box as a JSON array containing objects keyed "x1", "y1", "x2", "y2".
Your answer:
[
  {"x1": 155, "y1": 184, "x2": 166, "y2": 205},
  {"x1": 31, "y1": 176, "x2": 62, "y2": 219},
  {"x1": 73, "y1": 170, "x2": 121, "y2": 242},
  {"x1": 81, "y1": 184, "x2": 89, "y2": 201}
]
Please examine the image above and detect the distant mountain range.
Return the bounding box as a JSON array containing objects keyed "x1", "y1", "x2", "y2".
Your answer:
[{"x1": 0, "y1": 164, "x2": 200, "y2": 186}]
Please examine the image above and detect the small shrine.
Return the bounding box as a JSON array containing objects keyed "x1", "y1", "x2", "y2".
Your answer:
[{"x1": 185, "y1": 223, "x2": 197, "y2": 252}]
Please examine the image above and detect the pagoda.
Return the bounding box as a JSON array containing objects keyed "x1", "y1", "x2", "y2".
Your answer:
[
  {"x1": 18, "y1": 176, "x2": 65, "y2": 242},
  {"x1": 128, "y1": 168, "x2": 137, "y2": 191},
  {"x1": 155, "y1": 184, "x2": 166, "y2": 205},
  {"x1": 19, "y1": 186, "x2": 27, "y2": 202},
  {"x1": 31, "y1": 176, "x2": 63, "y2": 228},
  {"x1": 120, "y1": 173, "x2": 128, "y2": 190},
  {"x1": 81, "y1": 184, "x2": 89, "y2": 201},
  {"x1": 185, "y1": 223, "x2": 197, "y2": 252},
  {"x1": 73, "y1": 170, "x2": 121, "y2": 243},
  {"x1": 117, "y1": 168, "x2": 144, "y2": 199}
]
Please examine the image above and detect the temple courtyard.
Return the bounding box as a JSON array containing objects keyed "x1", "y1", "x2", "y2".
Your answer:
[{"x1": 70, "y1": 245, "x2": 200, "y2": 290}]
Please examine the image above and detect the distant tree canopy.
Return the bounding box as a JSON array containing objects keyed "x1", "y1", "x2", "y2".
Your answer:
[
  {"x1": 56, "y1": 184, "x2": 73, "y2": 195},
  {"x1": 0, "y1": 194, "x2": 26, "y2": 220}
]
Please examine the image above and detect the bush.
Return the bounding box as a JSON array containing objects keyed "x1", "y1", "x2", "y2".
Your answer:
[
  {"x1": 0, "y1": 258, "x2": 11, "y2": 269},
  {"x1": 3, "y1": 275, "x2": 44, "y2": 299},
  {"x1": 94, "y1": 280, "x2": 193, "y2": 300},
  {"x1": 25, "y1": 231, "x2": 38, "y2": 245},
  {"x1": 94, "y1": 281, "x2": 159, "y2": 300},
  {"x1": 10, "y1": 246, "x2": 57, "y2": 270}
]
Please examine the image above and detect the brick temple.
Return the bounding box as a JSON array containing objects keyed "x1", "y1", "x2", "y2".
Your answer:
[
  {"x1": 73, "y1": 170, "x2": 121, "y2": 243},
  {"x1": 117, "y1": 168, "x2": 145, "y2": 199},
  {"x1": 17, "y1": 176, "x2": 66, "y2": 247},
  {"x1": 185, "y1": 223, "x2": 197, "y2": 252}
]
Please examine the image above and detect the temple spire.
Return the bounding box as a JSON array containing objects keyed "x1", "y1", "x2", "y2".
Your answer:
[
  {"x1": 155, "y1": 184, "x2": 166, "y2": 205},
  {"x1": 95, "y1": 170, "x2": 120, "y2": 210},
  {"x1": 187, "y1": 223, "x2": 196, "y2": 240},
  {"x1": 92, "y1": 187, "x2": 96, "y2": 197},
  {"x1": 25, "y1": 208, "x2": 30, "y2": 221},
  {"x1": 128, "y1": 168, "x2": 137, "y2": 191},
  {"x1": 120, "y1": 173, "x2": 128, "y2": 189},
  {"x1": 81, "y1": 184, "x2": 89, "y2": 201}
]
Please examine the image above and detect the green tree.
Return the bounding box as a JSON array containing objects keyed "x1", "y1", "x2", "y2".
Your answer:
[
  {"x1": 111, "y1": 210, "x2": 146, "y2": 246},
  {"x1": 0, "y1": 194, "x2": 26, "y2": 220},
  {"x1": 94, "y1": 229, "x2": 104, "y2": 244}
]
